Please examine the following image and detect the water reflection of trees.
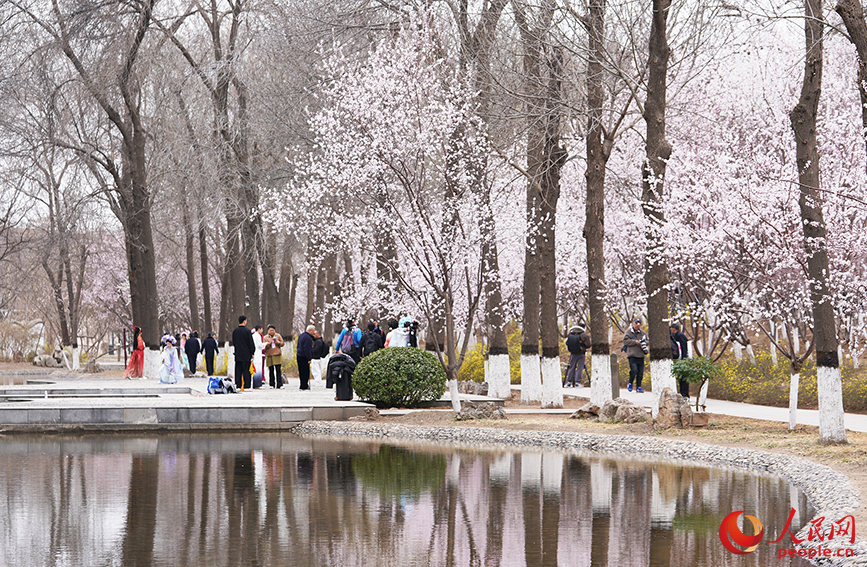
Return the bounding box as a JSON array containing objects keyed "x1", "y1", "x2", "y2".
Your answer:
[
  {"x1": 0, "y1": 435, "x2": 814, "y2": 566},
  {"x1": 352, "y1": 445, "x2": 446, "y2": 500}
]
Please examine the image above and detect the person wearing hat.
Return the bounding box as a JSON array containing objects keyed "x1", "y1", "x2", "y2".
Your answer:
[
  {"x1": 623, "y1": 318, "x2": 649, "y2": 393},
  {"x1": 564, "y1": 324, "x2": 591, "y2": 387}
]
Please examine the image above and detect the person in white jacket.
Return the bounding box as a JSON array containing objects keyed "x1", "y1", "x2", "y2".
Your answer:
[
  {"x1": 252, "y1": 325, "x2": 266, "y2": 385},
  {"x1": 386, "y1": 319, "x2": 410, "y2": 348}
]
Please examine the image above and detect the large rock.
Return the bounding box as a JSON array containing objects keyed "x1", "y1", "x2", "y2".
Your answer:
[
  {"x1": 599, "y1": 397, "x2": 635, "y2": 422},
  {"x1": 569, "y1": 402, "x2": 600, "y2": 419},
  {"x1": 655, "y1": 388, "x2": 689, "y2": 429},
  {"x1": 349, "y1": 407, "x2": 381, "y2": 422},
  {"x1": 455, "y1": 401, "x2": 506, "y2": 421},
  {"x1": 679, "y1": 398, "x2": 694, "y2": 427},
  {"x1": 615, "y1": 403, "x2": 648, "y2": 424},
  {"x1": 457, "y1": 380, "x2": 489, "y2": 396},
  {"x1": 33, "y1": 354, "x2": 59, "y2": 368}
]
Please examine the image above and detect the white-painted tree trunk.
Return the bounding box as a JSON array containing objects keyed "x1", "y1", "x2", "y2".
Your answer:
[
  {"x1": 520, "y1": 354, "x2": 542, "y2": 404},
  {"x1": 590, "y1": 353, "x2": 613, "y2": 407},
  {"x1": 650, "y1": 359, "x2": 675, "y2": 418},
  {"x1": 143, "y1": 349, "x2": 161, "y2": 380},
  {"x1": 448, "y1": 379, "x2": 461, "y2": 413},
  {"x1": 817, "y1": 366, "x2": 847, "y2": 444},
  {"x1": 788, "y1": 372, "x2": 799, "y2": 430},
  {"x1": 793, "y1": 328, "x2": 800, "y2": 356},
  {"x1": 733, "y1": 342, "x2": 743, "y2": 361},
  {"x1": 225, "y1": 342, "x2": 234, "y2": 378},
  {"x1": 699, "y1": 379, "x2": 709, "y2": 410},
  {"x1": 854, "y1": 349, "x2": 860, "y2": 369},
  {"x1": 486, "y1": 353, "x2": 512, "y2": 400},
  {"x1": 72, "y1": 346, "x2": 80, "y2": 370},
  {"x1": 540, "y1": 356, "x2": 563, "y2": 408},
  {"x1": 746, "y1": 344, "x2": 756, "y2": 365}
]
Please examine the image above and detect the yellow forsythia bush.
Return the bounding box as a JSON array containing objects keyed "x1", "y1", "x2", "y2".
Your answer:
[{"x1": 707, "y1": 349, "x2": 867, "y2": 413}]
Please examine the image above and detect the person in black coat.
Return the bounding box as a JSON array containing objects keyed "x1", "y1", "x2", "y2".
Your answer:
[
  {"x1": 296, "y1": 325, "x2": 315, "y2": 390},
  {"x1": 232, "y1": 315, "x2": 256, "y2": 390},
  {"x1": 184, "y1": 331, "x2": 201, "y2": 375},
  {"x1": 361, "y1": 321, "x2": 384, "y2": 357},
  {"x1": 670, "y1": 322, "x2": 690, "y2": 398},
  {"x1": 202, "y1": 332, "x2": 220, "y2": 376},
  {"x1": 563, "y1": 324, "x2": 591, "y2": 387},
  {"x1": 326, "y1": 352, "x2": 356, "y2": 401}
]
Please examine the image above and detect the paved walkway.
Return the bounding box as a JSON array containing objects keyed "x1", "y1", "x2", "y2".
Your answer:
[{"x1": 2, "y1": 369, "x2": 866, "y2": 433}]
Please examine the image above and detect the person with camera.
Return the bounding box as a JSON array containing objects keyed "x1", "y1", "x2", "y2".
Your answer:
[{"x1": 623, "y1": 318, "x2": 649, "y2": 393}]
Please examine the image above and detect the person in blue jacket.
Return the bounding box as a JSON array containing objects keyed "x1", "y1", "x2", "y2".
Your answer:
[{"x1": 335, "y1": 319, "x2": 363, "y2": 363}]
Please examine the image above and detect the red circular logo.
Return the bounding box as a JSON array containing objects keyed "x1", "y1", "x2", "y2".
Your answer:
[{"x1": 719, "y1": 511, "x2": 765, "y2": 554}]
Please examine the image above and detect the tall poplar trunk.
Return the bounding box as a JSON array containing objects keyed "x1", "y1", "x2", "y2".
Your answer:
[
  {"x1": 182, "y1": 191, "x2": 200, "y2": 331},
  {"x1": 792, "y1": 0, "x2": 846, "y2": 444},
  {"x1": 514, "y1": 0, "x2": 555, "y2": 405},
  {"x1": 324, "y1": 253, "x2": 338, "y2": 338},
  {"x1": 279, "y1": 251, "x2": 298, "y2": 336},
  {"x1": 218, "y1": 260, "x2": 230, "y2": 341},
  {"x1": 585, "y1": 0, "x2": 616, "y2": 407},
  {"x1": 642, "y1": 0, "x2": 676, "y2": 416},
  {"x1": 538, "y1": 47, "x2": 566, "y2": 409},
  {"x1": 259, "y1": 231, "x2": 280, "y2": 327},
  {"x1": 198, "y1": 222, "x2": 213, "y2": 334},
  {"x1": 836, "y1": 0, "x2": 867, "y2": 174},
  {"x1": 305, "y1": 259, "x2": 317, "y2": 327},
  {"x1": 226, "y1": 215, "x2": 246, "y2": 324},
  {"x1": 456, "y1": 0, "x2": 510, "y2": 397}
]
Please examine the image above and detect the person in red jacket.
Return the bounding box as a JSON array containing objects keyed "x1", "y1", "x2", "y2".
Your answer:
[{"x1": 124, "y1": 326, "x2": 145, "y2": 379}]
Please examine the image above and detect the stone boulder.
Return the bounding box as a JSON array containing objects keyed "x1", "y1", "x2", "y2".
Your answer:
[
  {"x1": 569, "y1": 402, "x2": 600, "y2": 419},
  {"x1": 33, "y1": 354, "x2": 59, "y2": 368},
  {"x1": 83, "y1": 360, "x2": 102, "y2": 374},
  {"x1": 679, "y1": 398, "x2": 694, "y2": 427},
  {"x1": 598, "y1": 397, "x2": 632, "y2": 421},
  {"x1": 457, "y1": 380, "x2": 489, "y2": 396},
  {"x1": 614, "y1": 403, "x2": 648, "y2": 424},
  {"x1": 655, "y1": 388, "x2": 690, "y2": 429},
  {"x1": 455, "y1": 401, "x2": 506, "y2": 421},
  {"x1": 570, "y1": 398, "x2": 645, "y2": 423},
  {"x1": 349, "y1": 407, "x2": 381, "y2": 422}
]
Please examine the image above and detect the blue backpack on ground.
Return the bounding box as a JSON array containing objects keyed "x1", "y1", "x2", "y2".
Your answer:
[{"x1": 208, "y1": 376, "x2": 237, "y2": 394}]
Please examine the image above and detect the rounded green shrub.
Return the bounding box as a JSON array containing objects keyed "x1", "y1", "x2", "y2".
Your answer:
[{"x1": 353, "y1": 347, "x2": 447, "y2": 408}]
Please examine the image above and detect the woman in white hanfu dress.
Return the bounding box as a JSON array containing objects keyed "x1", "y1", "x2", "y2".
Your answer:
[{"x1": 159, "y1": 335, "x2": 185, "y2": 384}]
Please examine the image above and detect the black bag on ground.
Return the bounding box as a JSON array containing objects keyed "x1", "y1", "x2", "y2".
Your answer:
[{"x1": 326, "y1": 352, "x2": 356, "y2": 401}]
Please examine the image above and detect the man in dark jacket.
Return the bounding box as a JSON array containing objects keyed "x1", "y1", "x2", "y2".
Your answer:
[
  {"x1": 184, "y1": 331, "x2": 201, "y2": 375},
  {"x1": 310, "y1": 330, "x2": 330, "y2": 385},
  {"x1": 296, "y1": 325, "x2": 315, "y2": 390},
  {"x1": 563, "y1": 324, "x2": 591, "y2": 387},
  {"x1": 670, "y1": 322, "x2": 690, "y2": 398},
  {"x1": 362, "y1": 321, "x2": 384, "y2": 357},
  {"x1": 232, "y1": 315, "x2": 256, "y2": 390},
  {"x1": 202, "y1": 332, "x2": 219, "y2": 376}
]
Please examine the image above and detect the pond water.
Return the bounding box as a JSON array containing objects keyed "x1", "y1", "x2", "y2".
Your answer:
[{"x1": 0, "y1": 433, "x2": 814, "y2": 566}]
